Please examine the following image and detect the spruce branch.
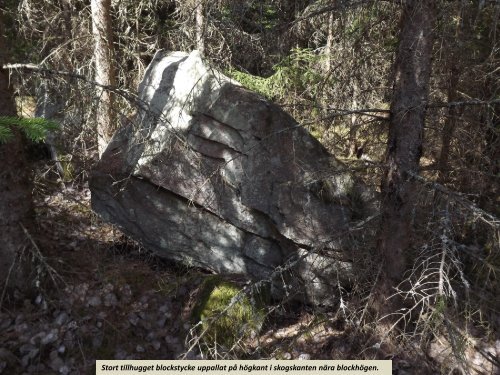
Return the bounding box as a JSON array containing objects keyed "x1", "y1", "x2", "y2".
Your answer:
[{"x1": 0, "y1": 116, "x2": 59, "y2": 143}]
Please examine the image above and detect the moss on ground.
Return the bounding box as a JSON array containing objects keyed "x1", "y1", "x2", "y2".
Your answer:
[{"x1": 192, "y1": 276, "x2": 268, "y2": 349}]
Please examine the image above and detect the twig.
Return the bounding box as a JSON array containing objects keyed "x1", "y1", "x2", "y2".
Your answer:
[
  {"x1": 407, "y1": 171, "x2": 499, "y2": 227},
  {"x1": 3, "y1": 63, "x2": 139, "y2": 106},
  {"x1": 427, "y1": 98, "x2": 500, "y2": 109},
  {"x1": 303, "y1": 108, "x2": 390, "y2": 122},
  {"x1": 290, "y1": 0, "x2": 374, "y2": 26},
  {"x1": 20, "y1": 223, "x2": 66, "y2": 288},
  {"x1": 0, "y1": 251, "x2": 19, "y2": 312}
]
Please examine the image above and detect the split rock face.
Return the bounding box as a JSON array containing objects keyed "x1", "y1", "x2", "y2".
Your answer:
[{"x1": 90, "y1": 50, "x2": 373, "y2": 305}]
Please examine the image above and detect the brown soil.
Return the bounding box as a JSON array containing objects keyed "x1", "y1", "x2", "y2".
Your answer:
[{"x1": 0, "y1": 166, "x2": 495, "y2": 374}]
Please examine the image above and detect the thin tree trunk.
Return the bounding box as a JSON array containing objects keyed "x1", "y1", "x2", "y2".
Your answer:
[
  {"x1": 348, "y1": 81, "x2": 359, "y2": 157},
  {"x1": 437, "y1": 67, "x2": 459, "y2": 183},
  {"x1": 35, "y1": 83, "x2": 65, "y2": 178},
  {"x1": 91, "y1": 0, "x2": 116, "y2": 156},
  {"x1": 376, "y1": 0, "x2": 436, "y2": 299},
  {"x1": 325, "y1": 11, "x2": 334, "y2": 71},
  {"x1": 0, "y1": 14, "x2": 34, "y2": 291},
  {"x1": 196, "y1": 0, "x2": 206, "y2": 55},
  {"x1": 438, "y1": 7, "x2": 463, "y2": 184},
  {"x1": 61, "y1": 0, "x2": 73, "y2": 41}
]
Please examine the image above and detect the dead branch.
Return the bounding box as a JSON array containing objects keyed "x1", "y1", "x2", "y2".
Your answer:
[{"x1": 407, "y1": 171, "x2": 499, "y2": 227}]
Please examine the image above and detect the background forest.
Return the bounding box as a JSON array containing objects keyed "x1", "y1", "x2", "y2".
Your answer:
[{"x1": 0, "y1": 0, "x2": 499, "y2": 374}]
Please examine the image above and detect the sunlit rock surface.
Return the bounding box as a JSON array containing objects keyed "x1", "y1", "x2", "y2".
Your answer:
[{"x1": 90, "y1": 50, "x2": 374, "y2": 305}]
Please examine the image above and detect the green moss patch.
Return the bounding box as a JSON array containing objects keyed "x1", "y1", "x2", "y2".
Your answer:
[{"x1": 192, "y1": 276, "x2": 268, "y2": 349}]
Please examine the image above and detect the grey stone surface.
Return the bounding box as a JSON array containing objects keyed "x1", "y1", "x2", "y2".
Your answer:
[{"x1": 90, "y1": 50, "x2": 375, "y2": 305}]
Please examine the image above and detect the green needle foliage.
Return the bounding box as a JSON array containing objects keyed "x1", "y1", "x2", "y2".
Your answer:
[
  {"x1": 0, "y1": 116, "x2": 59, "y2": 143},
  {"x1": 227, "y1": 48, "x2": 324, "y2": 102}
]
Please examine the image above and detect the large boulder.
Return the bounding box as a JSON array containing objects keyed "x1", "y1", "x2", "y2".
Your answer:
[{"x1": 90, "y1": 50, "x2": 374, "y2": 305}]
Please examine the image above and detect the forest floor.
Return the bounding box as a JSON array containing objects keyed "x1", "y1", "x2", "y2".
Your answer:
[{"x1": 0, "y1": 166, "x2": 497, "y2": 374}]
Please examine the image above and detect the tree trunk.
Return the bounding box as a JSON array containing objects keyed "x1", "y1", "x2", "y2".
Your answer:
[
  {"x1": 35, "y1": 83, "x2": 65, "y2": 177},
  {"x1": 348, "y1": 81, "x2": 360, "y2": 158},
  {"x1": 60, "y1": 0, "x2": 73, "y2": 44},
  {"x1": 437, "y1": 66, "x2": 460, "y2": 183},
  {"x1": 325, "y1": 11, "x2": 334, "y2": 71},
  {"x1": 196, "y1": 0, "x2": 206, "y2": 55},
  {"x1": 376, "y1": 0, "x2": 436, "y2": 299},
  {"x1": 0, "y1": 14, "x2": 34, "y2": 292},
  {"x1": 91, "y1": 0, "x2": 116, "y2": 156}
]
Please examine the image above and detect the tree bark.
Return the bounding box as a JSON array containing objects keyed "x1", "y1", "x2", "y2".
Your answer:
[
  {"x1": 196, "y1": 0, "x2": 206, "y2": 55},
  {"x1": 348, "y1": 81, "x2": 360, "y2": 158},
  {"x1": 437, "y1": 66, "x2": 459, "y2": 183},
  {"x1": 0, "y1": 14, "x2": 34, "y2": 292},
  {"x1": 35, "y1": 83, "x2": 65, "y2": 177},
  {"x1": 376, "y1": 0, "x2": 436, "y2": 298},
  {"x1": 91, "y1": 0, "x2": 116, "y2": 156},
  {"x1": 325, "y1": 11, "x2": 334, "y2": 71}
]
